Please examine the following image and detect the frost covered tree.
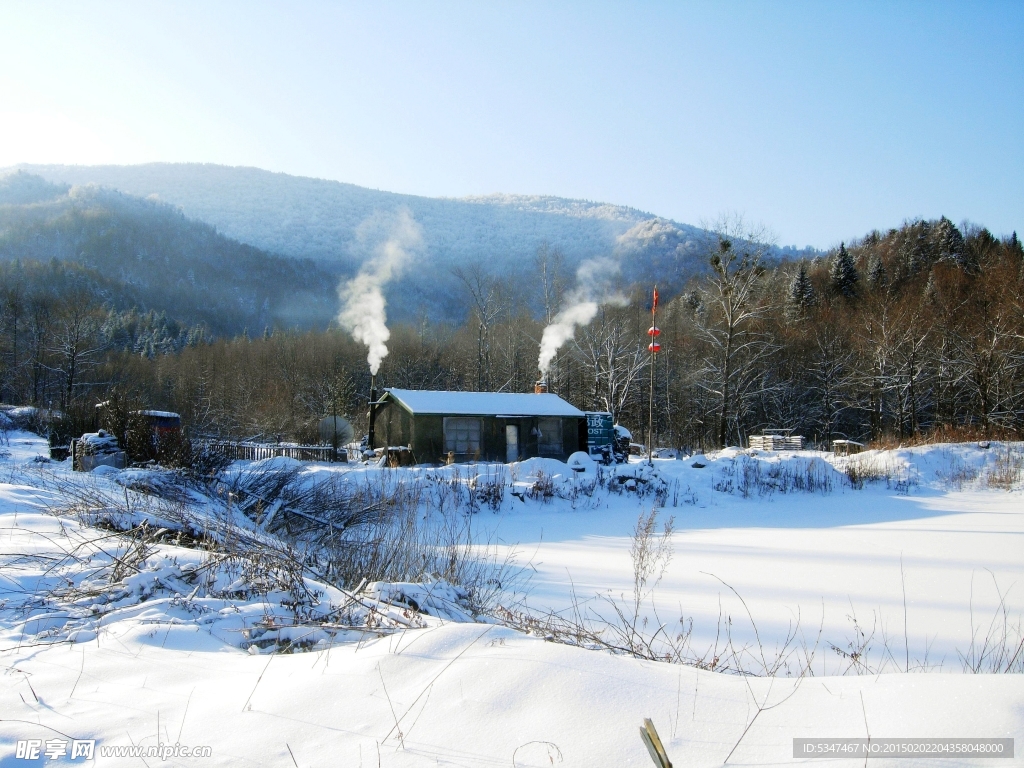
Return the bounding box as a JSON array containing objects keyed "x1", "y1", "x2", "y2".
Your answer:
[
  {"x1": 693, "y1": 220, "x2": 776, "y2": 447},
  {"x1": 935, "y1": 217, "x2": 973, "y2": 273},
  {"x1": 453, "y1": 263, "x2": 505, "y2": 390},
  {"x1": 48, "y1": 289, "x2": 106, "y2": 411},
  {"x1": 867, "y1": 255, "x2": 887, "y2": 292},
  {"x1": 785, "y1": 264, "x2": 816, "y2": 319},
  {"x1": 574, "y1": 305, "x2": 648, "y2": 422},
  {"x1": 829, "y1": 243, "x2": 859, "y2": 298},
  {"x1": 810, "y1": 324, "x2": 855, "y2": 445}
]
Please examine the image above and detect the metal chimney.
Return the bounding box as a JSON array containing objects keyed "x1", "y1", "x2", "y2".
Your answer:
[{"x1": 368, "y1": 375, "x2": 377, "y2": 449}]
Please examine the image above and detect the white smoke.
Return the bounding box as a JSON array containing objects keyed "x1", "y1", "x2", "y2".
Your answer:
[
  {"x1": 337, "y1": 209, "x2": 423, "y2": 374},
  {"x1": 538, "y1": 257, "x2": 626, "y2": 377}
]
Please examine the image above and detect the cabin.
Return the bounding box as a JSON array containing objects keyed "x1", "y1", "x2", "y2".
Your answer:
[
  {"x1": 831, "y1": 439, "x2": 864, "y2": 456},
  {"x1": 137, "y1": 410, "x2": 181, "y2": 441},
  {"x1": 372, "y1": 388, "x2": 586, "y2": 464}
]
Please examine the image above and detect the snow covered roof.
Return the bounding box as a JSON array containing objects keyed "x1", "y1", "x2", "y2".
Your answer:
[
  {"x1": 136, "y1": 410, "x2": 181, "y2": 420},
  {"x1": 383, "y1": 389, "x2": 585, "y2": 418}
]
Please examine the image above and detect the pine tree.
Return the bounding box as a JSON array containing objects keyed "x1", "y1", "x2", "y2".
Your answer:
[
  {"x1": 923, "y1": 270, "x2": 938, "y2": 304},
  {"x1": 1009, "y1": 231, "x2": 1023, "y2": 260},
  {"x1": 829, "y1": 242, "x2": 859, "y2": 298},
  {"x1": 901, "y1": 221, "x2": 932, "y2": 276},
  {"x1": 935, "y1": 216, "x2": 973, "y2": 272},
  {"x1": 786, "y1": 263, "x2": 816, "y2": 319},
  {"x1": 867, "y1": 254, "x2": 887, "y2": 291}
]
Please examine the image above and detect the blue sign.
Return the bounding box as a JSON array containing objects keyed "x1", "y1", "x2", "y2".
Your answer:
[{"x1": 584, "y1": 412, "x2": 614, "y2": 456}]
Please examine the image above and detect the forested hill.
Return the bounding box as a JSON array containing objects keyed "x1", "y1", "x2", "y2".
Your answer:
[
  {"x1": 15, "y1": 163, "x2": 676, "y2": 265},
  {"x1": 0, "y1": 171, "x2": 341, "y2": 336},
  {"x1": 14, "y1": 163, "x2": 818, "y2": 295}
]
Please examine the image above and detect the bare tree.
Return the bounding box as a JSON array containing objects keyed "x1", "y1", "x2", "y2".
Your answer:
[
  {"x1": 0, "y1": 279, "x2": 26, "y2": 403},
  {"x1": 453, "y1": 263, "x2": 505, "y2": 390},
  {"x1": 47, "y1": 291, "x2": 106, "y2": 411},
  {"x1": 810, "y1": 322, "x2": 856, "y2": 444},
  {"x1": 693, "y1": 219, "x2": 777, "y2": 447},
  {"x1": 574, "y1": 306, "x2": 648, "y2": 422},
  {"x1": 534, "y1": 243, "x2": 566, "y2": 326}
]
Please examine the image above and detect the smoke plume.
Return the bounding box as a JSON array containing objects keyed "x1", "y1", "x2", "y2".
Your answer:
[
  {"x1": 538, "y1": 257, "x2": 626, "y2": 377},
  {"x1": 337, "y1": 209, "x2": 423, "y2": 374}
]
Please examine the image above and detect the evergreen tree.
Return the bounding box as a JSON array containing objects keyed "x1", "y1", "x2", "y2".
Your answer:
[
  {"x1": 867, "y1": 254, "x2": 887, "y2": 291},
  {"x1": 786, "y1": 263, "x2": 816, "y2": 319},
  {"x1": 935, "y1": 216, "x2": 973, "y2": 272},
  {"x1": 923, "y1": 270, "x2": 938, "y2": 304},
  {"x1": 1009, "y1": 231, "x2": 1023, "y2": 260},
  {"x1": 900, "y1": 221, "x2": 933, "y2": 276},
  {"x1": 829, "y1": 242, "x2": 859, "y2": 298}
]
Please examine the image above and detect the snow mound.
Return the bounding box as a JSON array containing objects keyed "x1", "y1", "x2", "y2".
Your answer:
[
  {"x1": 248, "y1": 455, "x2": 306, "y2": 473},
  {"x1": 1, "y1": 517, "x2": 478, "y2": 656},
  {"x1": 366, "y1": 580, "x2": 476, "y2": 623},
  {"x1": 513, "y1": 457, "x2": 570, "y2": 480},
  {"x1": 567, "y1": 451, "x2": 597, "y2": 474}
]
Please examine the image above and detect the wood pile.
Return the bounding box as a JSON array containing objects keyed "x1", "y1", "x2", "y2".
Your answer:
[{"x1": 748, "y1": 433, "x2": 805, "y2": 451}]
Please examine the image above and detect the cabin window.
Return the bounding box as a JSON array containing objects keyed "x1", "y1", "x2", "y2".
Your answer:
[
  {"x1": 536, "y1": 418, "x2": 563, "y2": 455},
  {"x1": 444, "y1": 417, "x2": 482, "y2": 455}
]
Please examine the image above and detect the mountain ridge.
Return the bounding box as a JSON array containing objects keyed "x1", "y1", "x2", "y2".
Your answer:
[
  {"x1": 0, "y1": 171, "x2": 341, "y2": 335},
  {"x1": 14, "y1": 163, "x2": 671, "y2": 267},
  {"x1": 6, "y1": 163, "x2": 820, "y2": 324}
]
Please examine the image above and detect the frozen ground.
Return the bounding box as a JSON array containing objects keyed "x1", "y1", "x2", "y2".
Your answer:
[
  {"x1": 482, "y1": 447, "x2": 1024, "y2": 674},
  {"x1": 0, "y1": 430, "x2": 1021, "y2": 766}
]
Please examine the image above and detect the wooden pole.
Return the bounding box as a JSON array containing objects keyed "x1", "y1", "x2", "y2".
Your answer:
[{"x1": 648, "y1": 287, "x2": 656, "y2": 466}]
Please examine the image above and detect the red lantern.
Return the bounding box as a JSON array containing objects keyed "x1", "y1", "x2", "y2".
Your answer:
[
  {"x1": 647, "y1": 326, "x2": 661, "y2": 337},
  {"x1": 648, "y1": 342, "x2": 661, "y2": 353}
]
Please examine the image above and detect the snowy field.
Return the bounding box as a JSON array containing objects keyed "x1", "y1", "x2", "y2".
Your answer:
[
  {"x1": 485, "y1": 448, "x2": 1024, "y2": 675},
  {"x1": 1, "y1": 430, "x2": 1022, "y2": 767}
]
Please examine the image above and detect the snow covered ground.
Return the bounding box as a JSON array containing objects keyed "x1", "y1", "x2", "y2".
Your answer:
[
  {"x1": 1, "y1": 430, "x2": 1021, "y2": 766},
  {"x1": 484, "y1": 447, "x2": 1024, "y2": 675}
]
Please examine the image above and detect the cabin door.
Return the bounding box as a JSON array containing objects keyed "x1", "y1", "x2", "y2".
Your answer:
[{"x1": 505, "y1": 425, "x2": 519, "y2": 463}]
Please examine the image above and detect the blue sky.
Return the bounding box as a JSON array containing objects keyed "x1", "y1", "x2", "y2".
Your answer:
[{"x1": 0, "y1": 1, "x2": 1020, "y2": 248}]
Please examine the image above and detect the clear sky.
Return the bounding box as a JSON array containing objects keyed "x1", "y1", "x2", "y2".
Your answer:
[{"x1": 0, "y1": 1, "x2": 1020, "y2": 248}]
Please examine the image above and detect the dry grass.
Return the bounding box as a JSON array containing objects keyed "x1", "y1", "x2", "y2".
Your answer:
[
  {"x1": 984, "y1": 446, "x2": 1024, "y2": 490},
  {"x1": 867, "y1": 423, "x2": 1020, "y2": 451}
]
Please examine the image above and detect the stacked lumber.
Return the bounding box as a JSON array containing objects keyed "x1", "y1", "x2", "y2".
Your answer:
[{"x1": 748, "y1": 434, "x2": 804, "y2": 451}]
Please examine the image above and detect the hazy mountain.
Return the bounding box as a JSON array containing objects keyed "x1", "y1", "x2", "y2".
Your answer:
[
  {"x1": 16, "y1": 164, "x2": 668, "y2": 266},
  {"x1": 0, "y1": 172, "x2": 341, "y2": 335},
  {"x1": 9, "y1": 163, "x2": 820, "y2": 323},
  {"x1": 0, "y1": 170, "x2": 69, "y2": 206}
]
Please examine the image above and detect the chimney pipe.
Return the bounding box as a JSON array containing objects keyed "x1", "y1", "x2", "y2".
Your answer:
[
  {"x1": 368, "y1": 375, "x2": 377, "y2": 450},
  {"x1": 534, "y1": 378, "x2": 548, "y2": 394}
]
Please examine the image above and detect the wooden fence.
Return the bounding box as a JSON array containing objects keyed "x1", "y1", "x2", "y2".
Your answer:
[{"x1": 203, "y1": 441, "x2": 346, "y2": 463}]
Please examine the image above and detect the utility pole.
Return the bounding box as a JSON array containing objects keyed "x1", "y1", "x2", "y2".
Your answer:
[{"x1": 647, "y1": 286, "x2": 660, "y2": 466}]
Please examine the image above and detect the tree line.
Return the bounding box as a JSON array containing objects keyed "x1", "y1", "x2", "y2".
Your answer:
[{"x1": 2, "y1": 215, "x2": 1021, "y2": 452}]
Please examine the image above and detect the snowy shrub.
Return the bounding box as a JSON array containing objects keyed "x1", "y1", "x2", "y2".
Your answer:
[
  {"x1": 424, "y1": 467, "x2": 472, "y2": 515},
  {"x1": 563, "y1": 473, "x2": 599, "y2": 509},
  {"x1": 934, "y1": 453, "x2": 980, "y2": 490},
  {"x1": 668, "y1": 480, "x2": 698, "y2": 506},
  {"x1": 470, "y1": 465, "x2": 507, "y2": 511},
  {"x1": 713, "y1": 455, "x2": 837, "y2": 498},
  {"x1": 984, "y1": 446, "x2": 1024, "y2": 490},
  {"x1": 842, "y1": 454, "x2": 917, "y2": 493},
  {"x1": 528, "y1": 470, "x2": 557, "y2": 502}
]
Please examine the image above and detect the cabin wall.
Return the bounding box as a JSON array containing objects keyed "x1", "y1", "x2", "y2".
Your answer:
[
  {"x1": 374, "y1": 398, "x2": 582, "y2": 464},
  {"x1": 412, "y1": 415, "x2": 444, "y2": 462},
  {"x1": 372, "y1": 402, "x2": 411, "y2": 448}
]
